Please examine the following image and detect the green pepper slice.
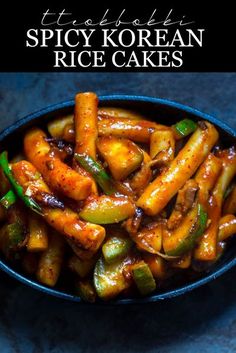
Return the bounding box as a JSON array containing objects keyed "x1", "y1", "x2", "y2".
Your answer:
[
  {"x1": 173, "y1": 119, "x2": 197, "y2": 139},
  {"x1": 0, "y1": 151, "x2": 42, "y2": 214},
  {"x1": 74, "y1": 153, "x2": 116, "y2": 195},
  {"x1": 0, "y1": 190, "x2": 17, "y2": 209}
]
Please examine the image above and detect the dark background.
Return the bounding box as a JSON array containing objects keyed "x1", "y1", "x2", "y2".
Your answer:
[{"x1": 0, "y1": 72, "x2": 236, "y2": 352}]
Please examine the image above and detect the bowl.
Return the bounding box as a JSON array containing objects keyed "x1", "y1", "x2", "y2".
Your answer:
[{"x1": 0, "y1": 95, "x2": 235, "y2": 304}]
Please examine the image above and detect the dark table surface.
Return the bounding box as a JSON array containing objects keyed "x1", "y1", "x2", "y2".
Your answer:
[{"x1": 0, "y1": 73, "x2": 236, "y2": 353}]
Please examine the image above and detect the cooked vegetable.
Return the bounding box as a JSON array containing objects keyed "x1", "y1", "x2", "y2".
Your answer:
[
  {"x1": 74, "y1": 153, "x2": 116, "y2": 195},
  {"x1": 37, "y1": 231, "x2": 65, "y2": 287},
  {"x1": 94, "y1": 256, "x2": 129, "y2": 300},
  {"x1": 75, "y1": 279, "x2": 97, "y2": 303},
  {"x1": 27, "y1": 213, "x2": 48, "y2": 252},
  {"x1": 150, "y1": 129, "x2": 175, "y2": 163},
  {"x1": 218, "y1": 214, "x2": 236, "y2": 241},
  {"x1": 164, "y1": 204, "x2": 208, "y2": 256},
  {"x1": 0, "y1": 189, "x2": 17, "y2": 209},
  {"x1": 80, "y1": 195, "x2": 135, "y2": 224},
  {"x1": 131, "y1": 261, "x2": 156, "y2": 295},
  {"x1": 97, "y1": 136, "x2": 143, "y2": 181},
  {"x1": 102, "y1": 235, "x2": 133, "y2": 264},
  {"x1": 24, "y1": 128, "x2": 92, "y2": 201},
  {"x1": 172, "y1": 119, "x2": 197, "y2": 139},
  {"x1": 137, "y1": 122, "x2": 219, "y2": 216},
  {"x1": 0, "y1": 151, "x2": 42, "y2": 214}
]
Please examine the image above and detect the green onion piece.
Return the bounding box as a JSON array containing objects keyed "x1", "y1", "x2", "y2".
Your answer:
[
  {"x1": 194, "y1": 204, "x2": 208, "y2": 238},
  {"x1": 0, "y1": 151, "x2": 42, "y2": 215},
  {"x1": 173, "y1": 119, "x2": 197, "y2": 138},
  {"x1": 132, "y1": 261, "x2": 156, "y2": 296},
  {"x1": 0, "y1": 190, "x2": 17, "y2": 209},
  {"x1": 74, "y1": 153, "x2": 116, "y2": 195}
]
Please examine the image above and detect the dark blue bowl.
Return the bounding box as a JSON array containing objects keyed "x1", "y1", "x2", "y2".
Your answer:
[{"x1": 0, "y1": 95, "x2": 236, "y2": 304}]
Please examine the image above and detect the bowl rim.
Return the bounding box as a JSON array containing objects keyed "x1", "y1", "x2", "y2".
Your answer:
[{"x1": 0, "y1": 94, "x2": 236, "y2": 305}]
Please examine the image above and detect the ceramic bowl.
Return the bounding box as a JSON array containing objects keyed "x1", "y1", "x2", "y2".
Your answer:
[{"x1": 0, "y1": 95, "x2": 235, "y2": 304}]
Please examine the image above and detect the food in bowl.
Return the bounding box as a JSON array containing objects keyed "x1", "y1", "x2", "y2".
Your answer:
[{"x1": 0, "y1": 92, "x2": 235, "y2": 302}]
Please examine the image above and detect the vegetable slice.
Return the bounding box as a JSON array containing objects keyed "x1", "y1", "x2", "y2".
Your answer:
[
  {"x1": 97, "y1": 136, "x2": 143, "y2": 180},
  {"x1": 0, "y1": 151, "x2": 42, "y2": 214},
  {"x1": 80, "y1": 195, "x2": 135, "y2": 224},
  {"x1": 131, "y1": 261, "x2": 156, "y2": 295},
  {"x1": 94, "y1": 256, "x2": 129, "y2": 300},
  {"x1": 75, "y1": 153, "x2": 116, "y2": 195},
  {"x1": 102, "y1": 235, "x2": 133, "y2": 263},
  {"x1": 172, "y1": 119, "x2": 197, "y2": 139},
  {"x1": 164, "y1": 204, "x2": 208, "y2": 256}
]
